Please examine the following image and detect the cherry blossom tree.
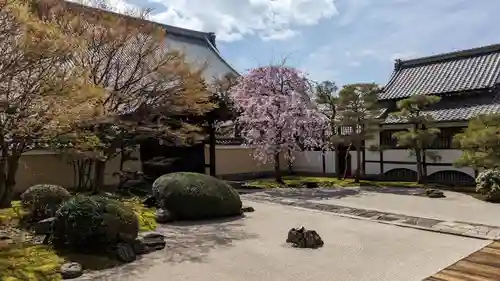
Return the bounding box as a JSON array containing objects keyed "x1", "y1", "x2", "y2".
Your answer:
[{"x1": 230, "y1": 65, "x2": 329, "y2": 183}]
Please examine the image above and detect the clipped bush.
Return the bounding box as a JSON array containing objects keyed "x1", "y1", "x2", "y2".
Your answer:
[
  {"x1": 152, "y1": 172, "x2": 242, "y2": 220},
  {"x1": 53, "y1": 195, "x2": 139, "y2": 251},
  {"x1": 476, "y1": 169, "x2": 500, "y2": 201},
  {"x1": 20, "y1": 184, "x2": 71, "y2": 221}
]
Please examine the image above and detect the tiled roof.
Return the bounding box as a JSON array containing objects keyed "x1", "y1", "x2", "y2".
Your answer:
[
  {"x1": 64, "y1": 1, "x2": 239, "y2": 76},
  {"x1": 380, "y1": 44, "x2": 500, "y2": 100},
  {"x1": 383, "y1": 92, "x2": 500, "y2": 124}
]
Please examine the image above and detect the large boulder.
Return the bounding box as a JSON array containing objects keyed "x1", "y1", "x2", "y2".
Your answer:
[
  {"x1": 152, "y1": 172, "x2": 242, "y2": 220},
  {"x1": 21, "y1": 184, "x2": 71, "y2": 221},
  {"x1": 52, "y1": 195, "x2": 139, "y2": 251}
]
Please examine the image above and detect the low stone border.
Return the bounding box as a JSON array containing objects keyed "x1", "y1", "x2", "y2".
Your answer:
[{"x1": 242, "y1": 193, "x2": 500, "y2": 240}]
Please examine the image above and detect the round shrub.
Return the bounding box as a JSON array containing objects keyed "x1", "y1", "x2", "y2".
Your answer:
[
  {"x1": 476, "y1": 169, "x2": 500, "y2": 201},
  {"x1": 53, "y1": 195, "x2": 139, "y2": 251},
  {"x1": 152, "y1": 172, "x2": 242, "y2": 220},
  {"x1": 20, "y1": 184, "x2": 71, "y2": 221}
]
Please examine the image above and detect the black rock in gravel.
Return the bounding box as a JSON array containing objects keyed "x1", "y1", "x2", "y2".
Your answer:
[
  {"x1": 116, "y1": 242, "x2": 137, "y2": 263},
  {"x1": 133, "y1": 232, "x2": 166, "y2": 254},
  {"x1": 286, "y1": 226, "x2": 324, "y2": 249},
  {"x1": 241, "y1": 206, "x2": 255, "y2": 213}
]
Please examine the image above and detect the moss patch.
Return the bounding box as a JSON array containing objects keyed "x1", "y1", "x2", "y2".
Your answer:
[
  {"x1": 0, "y1": 243, "x2": 63, "y2": 281},
  {"x1": 119, "y1": 197, "x2": 157, "y2": 232},
  {"x1": 246, "y1": 176, "x2": 444, "y2": 189},
  {"x1": 0, "y1": 195, "x2": 157, "y2": 281}
]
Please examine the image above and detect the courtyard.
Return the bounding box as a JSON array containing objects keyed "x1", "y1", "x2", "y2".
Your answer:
[{"x1": 73, "y1": 190, "x2": 498, "y2": 281}]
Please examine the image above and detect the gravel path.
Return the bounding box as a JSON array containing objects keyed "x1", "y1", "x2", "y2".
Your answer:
[
  {"x1": 305, "y1": 188, "x2": 500, "y2": 227},
  {"x1": 77, "y1": 200, "x2": 489, "y2": 281}
]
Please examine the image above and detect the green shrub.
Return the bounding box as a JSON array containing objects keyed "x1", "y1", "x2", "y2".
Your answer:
[
  {"x1": 20, "y1": 184, "x2": 71, "y2": 221},
  {"x1": 53, "y1": 195, "x2": 139, "y2": 251},
  {"x1": 476, "y1": 169, "x2": 500, "y2": 201},
  {"x1": 152, "y1": 172, "x2": 242, "y2": 220}
]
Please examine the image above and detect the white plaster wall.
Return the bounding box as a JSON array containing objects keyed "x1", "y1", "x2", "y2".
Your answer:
[
  {"x1": 365, "y1": 162, "x2": 380, "y2": 175},
  {"x1": 350, "y1": 151, "x2": 358, "y2": 173},
  {"x1": 383, "y1": 150, "x2": 415, "y2": 162},
  {"x1": 383, "y1": 163, "x2": 417, "y2": 173},
  {"x1": 292, "y1": 151, "x2": 336, "y2": 174},
  {"x1": 426, "y1": 149, "x2": 462, "y2": 164}
]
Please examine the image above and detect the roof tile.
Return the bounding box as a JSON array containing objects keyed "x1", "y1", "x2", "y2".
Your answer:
[
  {"x1": 380, "y1": 44, "x2": 500, "y2": 100},
  {"x1": 383, "y1": 93, "x2": 500, "y2": 123}
]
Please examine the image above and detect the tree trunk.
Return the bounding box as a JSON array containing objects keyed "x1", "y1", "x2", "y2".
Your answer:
[
  {"x1": 274, "y1": 152, "x2": 284, "y2": 184},
  {"x1": 321, "y1": 150, "x2": 326, "y2": 175},
  {"x1": 93, "y1": 160, "x2": 106, "y2": 194},
  {"x1": 355, "y1": 142, "x2": 361, "y2": 183},
  {"x1": 0, "y1": 155, "x2": 20, "y2": 208},
  {"x1": 415, "y1": 148, "x2": 424, "y2": 184}
]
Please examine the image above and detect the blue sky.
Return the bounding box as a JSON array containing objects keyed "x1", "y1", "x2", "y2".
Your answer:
[{"x1": 110, "y1": 0, "x2": 500, "y2": 87}]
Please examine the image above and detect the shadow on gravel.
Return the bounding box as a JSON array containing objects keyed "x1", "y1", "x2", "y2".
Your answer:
[{"x1": 76, "y1": 216, "x2": 258, "y2": 281}]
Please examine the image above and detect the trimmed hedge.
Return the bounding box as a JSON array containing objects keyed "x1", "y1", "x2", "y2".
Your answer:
[
  {"x1": 152, "y1": 172, "x2": 242, "y2": 220},
  {"x1": 53, "y1": 195, "x2": 139, "y2": 251},
  {"x1": 20, "y1": 184, "x2": 71, "y2": 221}
]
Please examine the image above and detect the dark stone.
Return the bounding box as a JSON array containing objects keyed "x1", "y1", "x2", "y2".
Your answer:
[
  {"x1": 426, "y1": 189, "x2": 445, "y2": 198},
  {"x1": 116, "y1": 242, "x2": 137, "y2": 263},
  {"x1": 241, "y1": 206, "x2": 255, "y2": 213},
  {"x1": 286, "y1": 226, "x2": 324, "y2": 249},
  {"x1": 302, "y1": 182, "x2": 319, "y2": 189},
  {"x1": 133, "y1": 234, "x2": 166, "y2": 254},
  {"x1": 60, "y1": 262, "x2": 83, "y2": 279},
  {"x1": 33, "y1": 217, "x2": 56, "y2": 235},
  {"x1": 155, "y1": 209, "x2": 174, "y2": 223},
  {"x1": 143, "y1": 195, "x2": 157, "y2": 208},
  {"x1": 140, "y1": 232, "x2": 165, "y2": 240},
  {"x1": 32, "y1": 234, "x2": 51, "y2": 245}
]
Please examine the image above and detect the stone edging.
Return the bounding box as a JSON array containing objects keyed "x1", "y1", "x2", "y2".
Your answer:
[{"x1": 242, "y1": 193, "x2": 500, "y2": 241}]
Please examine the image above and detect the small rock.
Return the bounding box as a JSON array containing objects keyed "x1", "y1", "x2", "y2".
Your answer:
[
  {"x1": 426, "y1": 189, "x2": 445, "y2": 198},
  {"x1": 33, "y1": 217, "x2": 56, "y2": 235},
  {"x1": 286, "y1": 226, "x2": 324, "y2": 249},
  {"x1": 133, "y1": 234, "x2": 166, "y2": 254},
  {"x1": 155, "y1": 209, "x2": 174, "y2": 223},
  {"x1": 241, "y1": 206, "x2": 255, "y2": 213},
  {"x1": 60, "y1": 262, "x2": 83, "y2": 279},
  {"x1": 140, "y1": 232, "x2": 165, "y2": 240},
  {"x1": 116, "y1": 242, "x2": 137, "y2": 263},
  {"x1": 142, "y1": 195, "x2": 157, "y2": 208}
]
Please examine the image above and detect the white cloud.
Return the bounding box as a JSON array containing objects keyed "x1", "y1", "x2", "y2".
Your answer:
[
  {"x1": 348, "y1": 61, "x2": 361, "y2": 67},
  {"x1": 96, "y1": 0, "x2": 337, "y2": 42}
]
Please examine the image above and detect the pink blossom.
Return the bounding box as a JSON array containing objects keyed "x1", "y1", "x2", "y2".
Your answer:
[{"x1": 230, "y1": 65, "x2": 330, "y2": 164}]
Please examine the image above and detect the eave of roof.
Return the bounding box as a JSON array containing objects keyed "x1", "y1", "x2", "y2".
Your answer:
[
  {"x1": 379, "y1": 43, "x2": 500, "y2": 100},
  {"x1": 382, "y1": 92, "x2": 500, "y2": 124}
]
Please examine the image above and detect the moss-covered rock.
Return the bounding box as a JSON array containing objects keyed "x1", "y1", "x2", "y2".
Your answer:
[
  {"x1": 20, "y1": 184, "x2": 71, "y2": 221},
  {"x1": 53, "y1": 195, "x2": 139, "y2": 251},
  {"x1": 152, "y1": 172, "x2": 242, "y2": 220}
]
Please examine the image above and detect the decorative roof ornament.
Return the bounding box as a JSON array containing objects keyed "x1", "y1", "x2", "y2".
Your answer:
[{"x1": 394, "y1": 59, "x2": 403, "y2": 70}]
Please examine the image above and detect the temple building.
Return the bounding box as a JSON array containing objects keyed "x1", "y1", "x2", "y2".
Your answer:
[{"x1": 362, "y1": 43, "x2": 500, "y2": 184}]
